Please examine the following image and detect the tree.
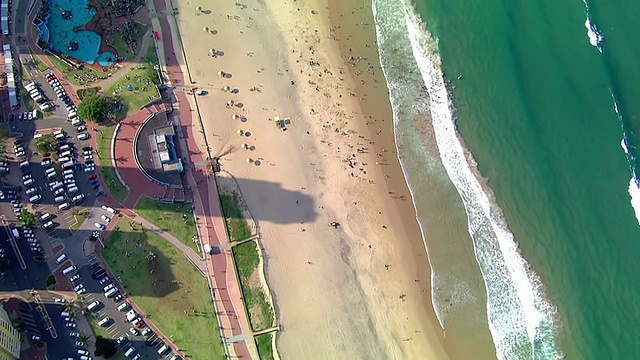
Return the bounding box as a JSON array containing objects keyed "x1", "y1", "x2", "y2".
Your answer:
[
  {"x1": 78, "y1": 95, "x2": 106, "y2": 123},
  {"x1": 78, "y1": 332, "x2": 91, "y2": 345},
  {"x1": 20, "y1": 210, "x2": 37, "y2": 228},
  {"x1": 94, "y1": 336, "x2": 117, "y2": 358},
  {"x1": 34, "y1": 134, "x2": 56, "y2": 155}
]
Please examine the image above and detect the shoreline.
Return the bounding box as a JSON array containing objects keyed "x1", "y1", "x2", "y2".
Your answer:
[{"x1": 172, "y1": 0, "x2": 449, "y2": 358}]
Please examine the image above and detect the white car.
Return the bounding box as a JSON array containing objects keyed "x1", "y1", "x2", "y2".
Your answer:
[
  {"x1": 29, "y1": 194, "x2": 42, "y2": 203},
  {"x1": 100, "y1": 215, "x2": 111, "y2": 223},
  {"x1": 69, "y1": 274, "x2": 81, "y2": 282},
  {"x1": 94, "y1": 223, "x2": 105, "y2": 230},
  {"x1": 77, "y1": 125, "x2": 86, "y2": 132},
  {"x1": 72, "y1": 194, "x2": 85, "y2": 203},
  {"x1": 15, "y1": 151, "x2": 26, "y2": 157},
  {"x1": 196, "y1": 89, "x2": 208, "y2": 95},
  {"x1": 41, "y1": 158, "x2": 52, "y2": 166},
  {"x1": 77, "y1": 133, "x2": 90, "y2": 140},
  {"x1": 25, "y1": 187, "x2": 37, "y2": 195},
  {"x1": 43, "y1": 221, "x2": 54, "y2": 229}
]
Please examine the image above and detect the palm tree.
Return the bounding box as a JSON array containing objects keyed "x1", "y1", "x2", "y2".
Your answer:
[{"x1": 78, "y1": 332, "x2": 91, "y2": 345}]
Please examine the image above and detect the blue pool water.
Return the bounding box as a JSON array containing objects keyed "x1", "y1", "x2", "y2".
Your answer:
[
  {"x1": 97, "y1": 51, "x2": 116, "y2": 66},
  {"x1": 38, "y1": 0, "x2": 112, "y2": 65}
]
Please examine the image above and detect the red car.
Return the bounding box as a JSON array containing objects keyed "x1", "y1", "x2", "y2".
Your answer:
[
  {"x1": 46, "y1": 74, "x2": 56, "y2": 81},
  {"x1": 88, "y1": 175, "x2": 97, "y2": 180}
]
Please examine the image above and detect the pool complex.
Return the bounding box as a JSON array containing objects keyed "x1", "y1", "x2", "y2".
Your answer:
[{"x1": 37, "y1": 0, "x2": 115, "y2": 66}]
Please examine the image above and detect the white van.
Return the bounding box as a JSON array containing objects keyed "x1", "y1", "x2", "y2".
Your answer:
[
  {"x1": 40, "y1": 213, "x2": 52, "y2": 221},
  {"x1": 126, "y1": 310, "x2": 138, "y2": 322},
  {"x1": 124, "y1": 347, "x2": 136, "y2": 357},
  {"x1": 105, "y1": 288, "x2": 118, "y2": 298},
  {"x1": 58, "y1": 203, "x2": 70, "y2": 210},
  {"x1": 61, "y1": 265, "x2": 77, "y2": 276},
  {"x1": 101, "y1": 205, "x2": 117, "y2": 215},
  {"x1": 24, "y1": 178, "x2": 35, "y2": 187},
  {"x1": 117, "y1": 302, "x2": 130, "y2": 312},
  {"x1": 54, "y1": 196, "x2": 65, "y2": 203},
  {"x1": 55, "y1": 254, "x2": 67, "y2": 264},
  {"x1": 157, "y1": 344, "x2": 169, "y2": 355},
  {"x1": 87, "y1": 301, "x2": 101, "y2": 311},
  {"x1": 19, "y1": 160, "x2": 29, "y2": 168}
]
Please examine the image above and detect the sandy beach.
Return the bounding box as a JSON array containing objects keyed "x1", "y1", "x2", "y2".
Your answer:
[{"x1": 166, "y1": 0, "x2": 450, "y2": 358}]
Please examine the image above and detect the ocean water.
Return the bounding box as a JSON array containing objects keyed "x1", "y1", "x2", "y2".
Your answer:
[{"x1": 372, "y1": 0, "x2": 640, "y2": 358}]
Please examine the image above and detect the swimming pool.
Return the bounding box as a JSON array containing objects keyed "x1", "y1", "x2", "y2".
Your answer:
[
  {"x1": 97, "y1": 51, "x2": 116, "y2": 66},
  {"x1": 37, "y1": 0, "x2": 115, "y2": 65}
]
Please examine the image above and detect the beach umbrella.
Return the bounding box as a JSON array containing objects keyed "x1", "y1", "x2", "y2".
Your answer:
[
  {"x1": 241, "y1": 143, "x2": 248, "y2": 150},
  {"x1": 195, "y1": 6, "x2": 202, "y2": 13},
  {"x1": 218, "y1": 70, "x2": 226, "y2": 77},
  {"x1": 227, "y1": 99, "x2": 234, "y2": 107},
  {"x1": 203, "y1": 27, "x2": 209, "y2": 33},
  {"x1": 209, "y1": 48, "x2": 216, "y2": 55},
  {"x1": 246, "y1": 158, "x2": 253, "y2": 164},
  {"x1": 232, "y1": 114, "x2": 240, "y2": 120},
  {"x1": 237, "y1": 129, "x2": 244, "y2": 136},
  {"x1": 223, "y1": 85, "x2": 231, "y2": 92}
]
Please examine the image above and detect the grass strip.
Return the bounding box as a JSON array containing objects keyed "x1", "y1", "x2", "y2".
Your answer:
[
  {"x1": 95, "y1": 125, "x2": 128, "y2": 203},
  {"x1": 256, "y1": 333, "x2": 275, "y2": 360},
  {"x1": 232, "y1": 241, "x2": 274, "y2": 331},
  {"x1": 219, "y1": 192, "x2": 251, "y2": 241}
]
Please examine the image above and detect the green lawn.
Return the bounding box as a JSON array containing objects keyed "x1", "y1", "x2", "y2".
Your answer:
[
  {"x1": 30, "y1": 50, "x2": 49, "y2": 72},
  {"x1": 219, "y1": 192, "x2": 251, "y2": 241},
  {"x1": 107, "y1": 21, "x2": 149, "y2": 60},
  {"x1": 232, "y1": 241, "x2": 274, "y2": 331},
  {"x1": 256, "y1": 333, "x2": 275, "y2": 360},
  {"x1": 95, "y1": 125, "x2": 129, "y2": 203},
  {"x1": 77, "y1": 87, "x2": 101, "y2": 100},
  {"x1": 102, "y1": 220, "x2": 225, "y2": 360},
  {"x1": 47, "y1": 54, "x2": 118, "y2": 86},
  {"x1": 134, "y1": 196, "x2": 200, "y2": 255},
  {"x1": 104, "y1": 45, "x2": 161, "y2": 116}
]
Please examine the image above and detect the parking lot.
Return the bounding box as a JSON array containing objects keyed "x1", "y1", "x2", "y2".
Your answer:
[{"x1": 72, "y1": 262, "x2": 180, "y2": 360}]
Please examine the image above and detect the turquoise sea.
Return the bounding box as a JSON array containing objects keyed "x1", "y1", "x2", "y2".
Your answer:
[{"x1": 372, "y1": 0, "x2": 640, "y2": 358}]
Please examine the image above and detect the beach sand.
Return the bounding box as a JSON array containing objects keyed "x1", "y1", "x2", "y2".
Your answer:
[{"x1": 168, "y1": 0, "x2": 449, "y2": 358}]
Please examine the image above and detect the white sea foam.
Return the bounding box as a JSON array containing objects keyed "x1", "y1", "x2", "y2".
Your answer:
[
  {"x1": 627, "y1": 178, "x2": 640, "y2": 225},
  {"x1": 370, "y1": 0, "x2": 562, "y2": 358},
  {"x1": 582, "y1": 1, "x2": 604, "y2": 52}
]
